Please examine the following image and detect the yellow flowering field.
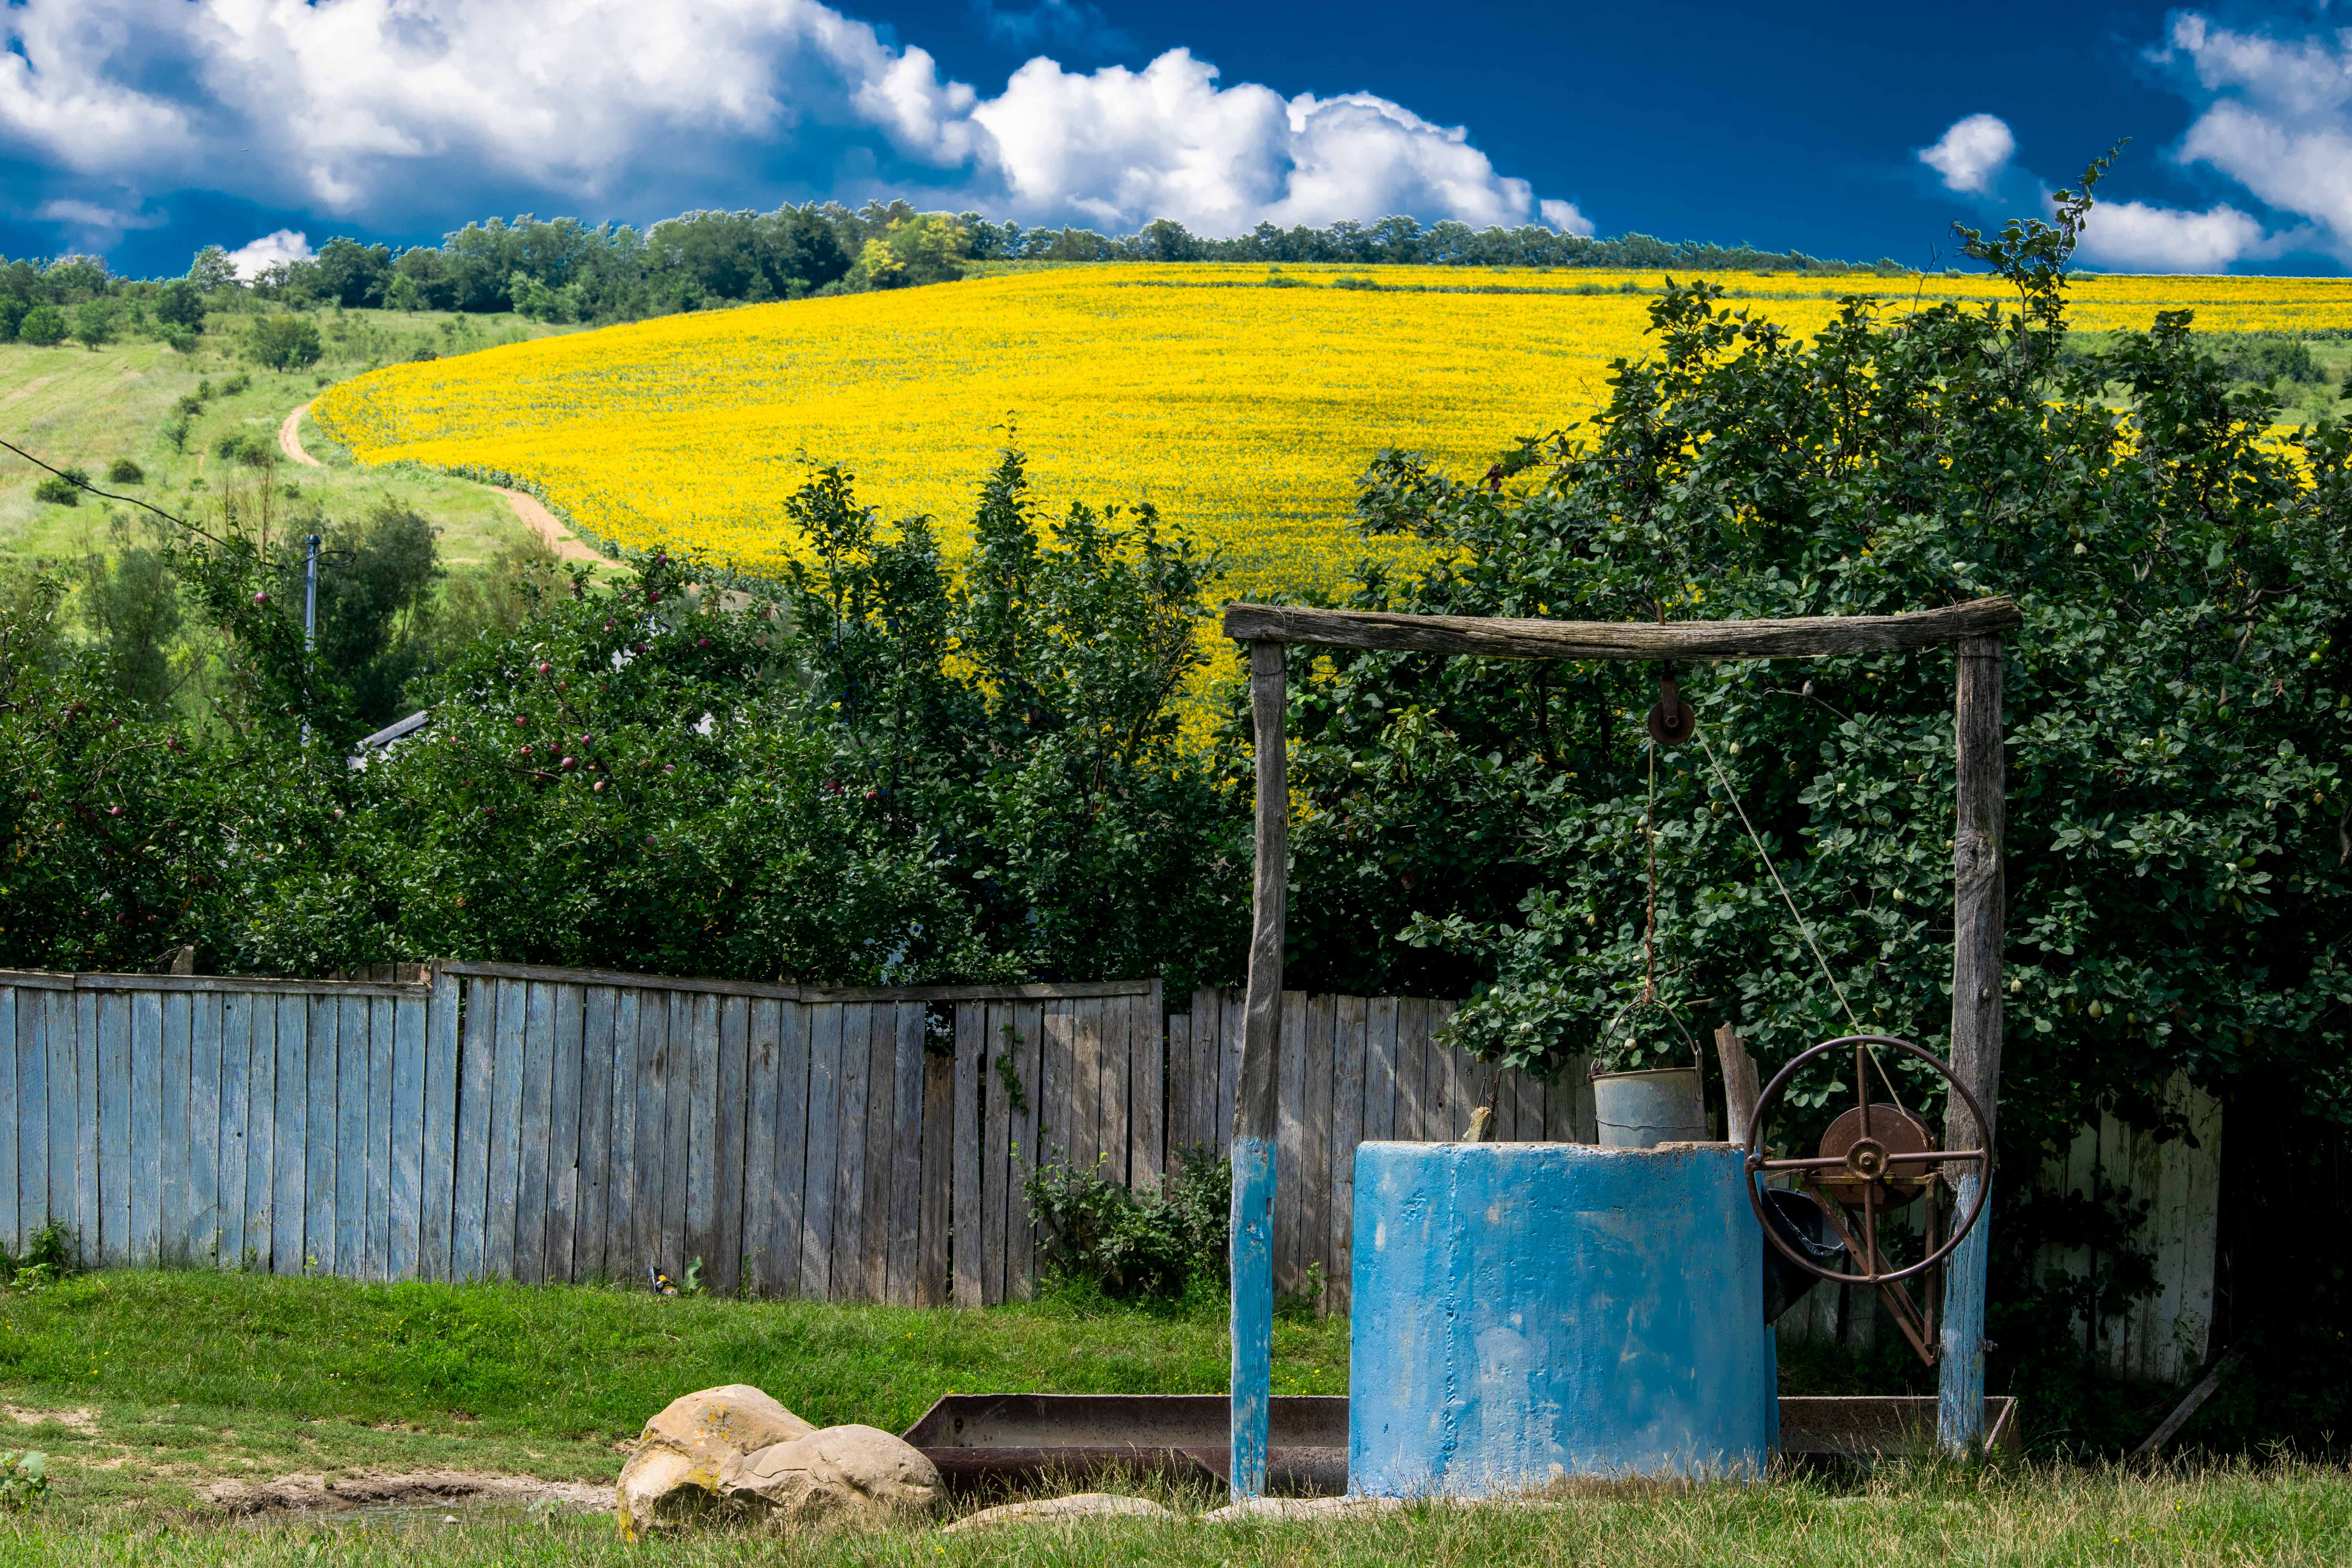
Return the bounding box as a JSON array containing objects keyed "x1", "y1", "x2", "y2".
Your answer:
[{"x1": 315, "y1": 264, "x2": 2352, "y2": 596}]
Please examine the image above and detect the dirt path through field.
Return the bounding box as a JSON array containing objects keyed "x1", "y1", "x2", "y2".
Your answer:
[
  {"x1": 278, "y1": 403, "x2": 320, "y2": 467},
  {"x1": 279, "y1": 402, "x2": 607, "y2": 565}
]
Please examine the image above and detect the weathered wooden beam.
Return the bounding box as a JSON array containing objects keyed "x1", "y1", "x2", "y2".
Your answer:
[
  {"x1": 1221, "y1": 597, "x2": 2022, "y2": 661},
  {"x1": 1939, "y1": 633, "x2": 2007, "y2": 1455},
  {"x1": 1230, "y1": 639, "x2": 1287, "y2": 1501},
  {"x1": 433, "y1": 960, "x2": 1152, "y2": 1004}
]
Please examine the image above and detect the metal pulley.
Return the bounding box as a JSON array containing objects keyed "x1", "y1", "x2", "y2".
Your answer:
[
  {"x1": 1646, "y1": 673, "x2": 1695, "y2": 748},
  {"x1": 1744, "y1": 1034, "x2": 1993, "y2": 1366}
]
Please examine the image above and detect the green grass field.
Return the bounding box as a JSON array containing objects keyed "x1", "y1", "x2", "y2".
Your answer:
[
  {"x1": 0, "y1": 309, "x2": 579, "y2": 575},
  {"x1": 0, "y1": 1271, "x2": 2346, "y2": 1564}
]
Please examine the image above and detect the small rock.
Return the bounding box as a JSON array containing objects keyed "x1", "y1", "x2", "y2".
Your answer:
[
  {"x1": 615, "y1": 1385, "x2": 816, "y2": 1540},
  {"x1": 943, "y1": 1493, "x2": 1176, "y2": 1533},
  {"x1": 717, "y1": 1425, "x2": 941, "y2": 1528},
  {"x1": 1203, "y1": 1495, "x2": 1407, "y2": 1523}
]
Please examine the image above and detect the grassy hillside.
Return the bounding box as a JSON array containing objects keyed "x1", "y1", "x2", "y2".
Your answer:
[
  {"x1": 313, "y1": 265, "x2": 2352, "y2": 596},
  {"x1": 0, "y1": 309, "x2": 587, "y2": 574}
]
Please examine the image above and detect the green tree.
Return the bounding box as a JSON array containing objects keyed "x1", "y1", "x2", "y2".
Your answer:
[
  {"x1": 16, "y1": 305, "x2": 65, "y2": 346},
  {"x1": 279, "y1": 500, "x2": 444, "y2": 726},
  {"x1": 154, "y1": 279, "x2": 206, "y2": 330},
  {"x1": 79, "y1": 525, "x2": 185, "y2": 711},
  {"x1": 186, "y1": 246, "x2": 239, "y2": 293},
  {"x1": 70, "y1": 299, "x2": 114, "y2": 349},
  {"x1": 247, "y1": 315, "x2": 323, "y2": 370}
]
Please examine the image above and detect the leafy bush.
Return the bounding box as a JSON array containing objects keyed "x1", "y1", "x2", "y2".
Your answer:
[
  {"x1": 1025, "y1": 1146, "x2": 1230, "y2": 1299},
  {"x1": 160, "y1": 325, "x2": 199, "y2": 355},
  {"x1": 0, "y1": 1221, "x2": 79, "y2": 1291},
  {"x1": 212, "y1": 432, "x2": 270, "y2": 467},
  {"x1": 0, "y1": 1450, "x2": 46, "y2": 1514},
  {"x1": 154, "y1": 278, "x2": 205, "y2": 329},
  {"x1": 71, "y1": 299, "x2": 114, "y2": 349},
  {"x1": 247, "y1": 315, "x2": 322, "y2": 370},
  {"x1": 105, "y1": 457, "x2": 144, "y2": 485},
  {"x1": 30, "y1": 473, "x2": 80, "y2": 507},
  {"x1": 16, "y1": 305, "x2": 65, "y2": 346}
]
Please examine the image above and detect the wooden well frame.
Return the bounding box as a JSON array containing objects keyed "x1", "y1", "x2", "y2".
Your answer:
[{"x1": 1218, "y1": 595, "x2": 2022, "y2": 1493}]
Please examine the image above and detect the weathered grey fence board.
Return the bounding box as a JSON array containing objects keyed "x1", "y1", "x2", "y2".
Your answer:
[
  {"x1": 949, "y1": 1000, "x2": 981, "y2": 1309},
  {"x1": 886, "y1": 1005, "x2": 924, "y2": 1306},
  {"x1": 801, "y1": 1003, "x2": 841, "y2": 1301},
  {"x1": 773, "y1": 1000, "x2": 813, "y2": 1298},
  {"x1": 918, "y1": 1048, "x2": 953, "y2": 1307},
  {"x1": 1007, "y1": 1000, "x2": 1044, "y2": 1302},
  {"x1": 980, "y1": 1002, "x2": 1014, "y2": 1308},
  {"x1": 830, "y1": 1003, "x2": 869, "y2": 1302}
]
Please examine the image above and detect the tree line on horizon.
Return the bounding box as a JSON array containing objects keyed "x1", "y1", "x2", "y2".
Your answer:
[{"x1": 2, "y1": 201, "x2": 1913, "y2": 334}]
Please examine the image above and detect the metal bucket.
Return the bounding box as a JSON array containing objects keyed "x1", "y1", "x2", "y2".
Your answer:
[{"x1": 1592, "y1": 1066, "x2": 1708, "y2": 1148}]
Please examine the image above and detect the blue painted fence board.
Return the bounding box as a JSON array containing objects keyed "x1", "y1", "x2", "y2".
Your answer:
[
  {"x1": 100, "y1": 993, "x2": 134, "y2": 1265},
  {"x1": 189, "y1": 993, "x2": 221, "y2": 1265},
  {"x1": 219, "y1": 993, "x2": 252, "y2": 1270},
  {"x1": 305, "y1": 996, "x2": 340, "y2": 1274},
  {"x1": 367, "y1": 996, "x2": 396, "y2": 1282},
  {"x1": 389, "y1": 996, "x2": 425, "y2": 1280},
  {"x1": 18, "y1": 992, "x2": 49, "y2": 1243},
  {"x1": 421, "y1": 970, "x2": 461, "y2": 1281},
  {"x1": 43, "y1": 991, "x2": 70, "y2": 1241},
  {"x1": 76, "y1": 989, "x2": 101, "y2": 1259},
  {"x1": 273, "y1": 995, "x2": 307, "y2": 1274},
  {"x1": 487, "y1": 980, "x2": 528, "y2": 1281},
  {"x1": 451, "y1": 977, "x2": 494, "y2": 1281},
  {"x1": 0, "y1": 990, "x2": 18, "y2": 1251},
  {"x1": 333, "y1": 995, "x2": 367, "y2": 1277}
]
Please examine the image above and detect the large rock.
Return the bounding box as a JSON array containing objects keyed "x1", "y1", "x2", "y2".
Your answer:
[
  {"x1": 716, "y1": 1425, "x2": 942, "y2": 1528},
  {"x1": 615, "y1": 1385, "x2": 816, "y2": 1540}
]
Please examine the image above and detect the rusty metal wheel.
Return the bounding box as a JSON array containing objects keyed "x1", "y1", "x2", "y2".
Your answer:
[{"x1": 1744, "y1": 1034, "x2": 1990, "y2": 1289}]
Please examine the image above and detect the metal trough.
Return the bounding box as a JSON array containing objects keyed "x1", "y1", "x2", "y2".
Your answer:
[
  {"x1": 1778, "y1": 1396, "x2": 2020, "y2": 1459},
  {"x1": 899, "y1": 1394, "x2": 1349, "y2": 1495},
  {"x1": 900, "y1": 1394, "x2": 2017, "y2": 1492}
]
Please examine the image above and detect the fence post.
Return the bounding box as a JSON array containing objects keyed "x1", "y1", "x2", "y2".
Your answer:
[
  {"x1": 1939, "y1": 633, "x2": 2006, "y2": 1455},
  {"x1": 1231, "y1": 639, "x2": 1287, "y2": 1501}
]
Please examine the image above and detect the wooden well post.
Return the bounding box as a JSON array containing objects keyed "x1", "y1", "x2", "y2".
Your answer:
[{"x1": 1221, "y1": 597, "x2": 2020, "y2": 1494}]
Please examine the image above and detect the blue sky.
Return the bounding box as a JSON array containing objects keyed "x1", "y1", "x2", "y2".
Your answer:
[{"x1": 3, "y1": 1, "x2": 2348, "y2": 277}]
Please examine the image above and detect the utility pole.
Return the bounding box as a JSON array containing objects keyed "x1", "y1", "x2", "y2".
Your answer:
[{"x1": 301, "y1": 534, "x2": 319, "y2": 746}]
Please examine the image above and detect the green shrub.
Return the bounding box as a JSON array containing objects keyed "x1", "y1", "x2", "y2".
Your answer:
[
  {"x1": 212, "y1": 431, "x2": 269, "y2": 467},
  {"x1": 16, "y1": 305, "x2": 65, "y2": 346},
  {"x1": 247, "y1": 315, "x2": 322, "y2": 370},
  {"x1": 105, "y1": 457, "x2": 144, "y2": 485},
  {"x1": 160, "y1": 325, "x2": 199, "y2": 354},
  {"x1": 31, "y1": 471, "x2": 83, "y2": 506},
  {"x1": 1025, "y1": 1146, "x2": 1230, "y2": 1300},
  {"x1": 0, "y1": 1220, "x2": 78, "y2": 1291},
  {"x1": 222, "y1": 372, "x2": 251, "y2": 396},
  {"x1": 0, "y1": 1451, "x2": 45, "y2": 1514}
]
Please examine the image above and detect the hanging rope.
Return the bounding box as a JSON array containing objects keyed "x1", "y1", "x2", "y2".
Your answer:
[
  {"x1": 1642, "y1": 738, "x2": 1659, "y2": 1004},
  {"x1": 1694, "y1": 725, "x2": 1909, "y2": 1118}
]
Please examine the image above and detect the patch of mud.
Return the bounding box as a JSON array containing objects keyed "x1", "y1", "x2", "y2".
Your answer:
[
  {"x1": 204, "y1": 1470, "x2": 610, "y2": 1518},
  {"x1": 4, "y1": 1404, "x2": 99, "y2": 1436}
]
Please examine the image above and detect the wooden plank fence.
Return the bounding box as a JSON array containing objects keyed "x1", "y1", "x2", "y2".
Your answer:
[
  {"x1": 1770, "y1": 1072, "x2": 2224, "y2": 1384},
  {"x1": 0, "y1": 963, "x2": 2221, "y2": 1374},
  {"x1": 1166, "y1": 990, "x2": 1594, "y2": 1313}
]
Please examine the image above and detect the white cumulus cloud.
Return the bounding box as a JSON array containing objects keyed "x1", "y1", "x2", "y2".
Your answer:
[
  {"x1": 1919, "y1": 113, "x2": 2015, "y2": 195},
  {"x1": 2074, "y1": 200, "x2": 2268, "y2": 271},
  {"x1": 225, "y1": 229, "x2": 316, "y2": 279},
  {"x1": 0, "y1": 1, "x2": 1573, "y2": 240},
  {"x1": 2163, "y1": 12, "x2": 2352, "y2": 260},
  {"x1": 1540, "y1": 199, "x2": 1594, "y2": 237}
]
